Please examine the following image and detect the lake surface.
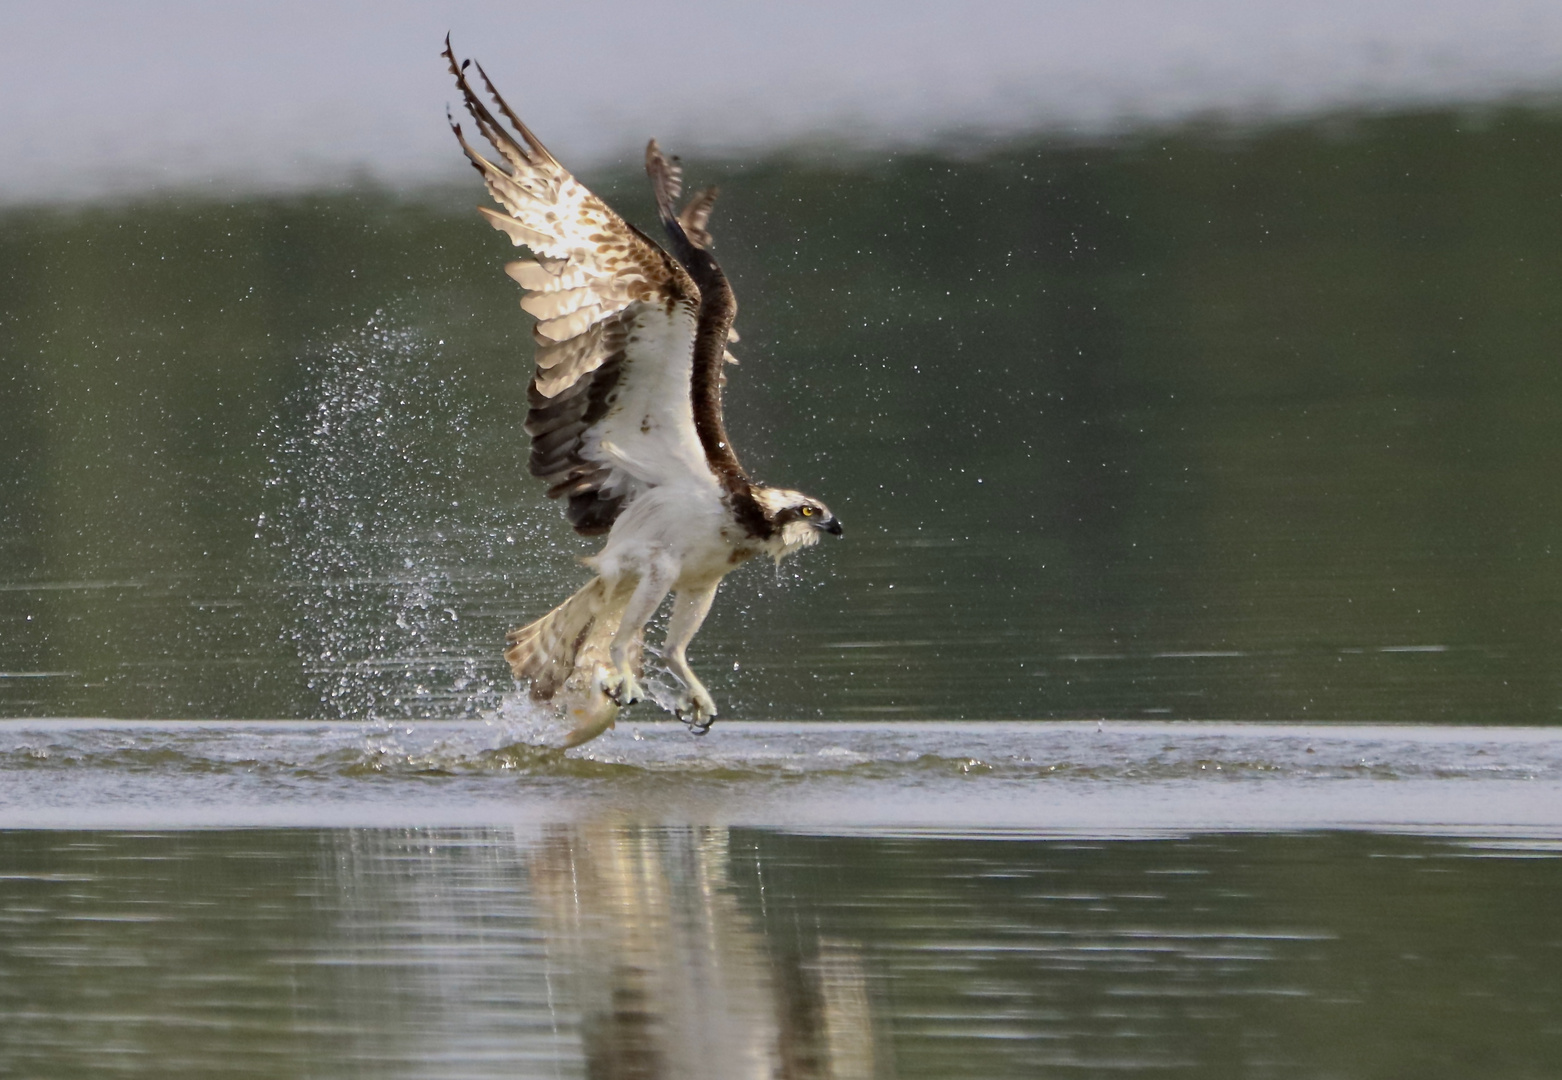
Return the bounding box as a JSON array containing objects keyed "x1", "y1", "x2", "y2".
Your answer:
[
  {"x1": 4, "y1": 825, "x2": 1561, "y2": 1079},
  {"x1": 4, "y1": 106, "x2": 1562, "y2": 725},
  {"x1": 2, "y1": 720, "x2": 1561, "y2": 1078},
  {"x1": 5, "y1": 106, "x2": 1562, "y2": 1076},
  {"x1": 3, "y1": 719, "x2": 1561, "y2": 832}
]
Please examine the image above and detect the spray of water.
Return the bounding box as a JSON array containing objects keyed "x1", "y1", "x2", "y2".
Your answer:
[
  {"x1": 255, "y1": 310, "x2": 829, "y2": 742},
  {"x1": 259, "y1": 312, "x2": 560, "y2": 726}
]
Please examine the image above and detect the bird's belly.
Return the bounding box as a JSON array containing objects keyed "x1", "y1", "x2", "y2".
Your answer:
[
  {"x1": 674, "y1": 538, "x2": 754, "y2": 589},
  {"x1": 593, "y1": 488, "x2": 746, "y2": 587}
]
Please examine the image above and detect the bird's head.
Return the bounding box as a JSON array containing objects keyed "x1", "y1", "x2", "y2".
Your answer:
[{"x1": 751, "y1": 486, "x2": 843, "y2": 562}]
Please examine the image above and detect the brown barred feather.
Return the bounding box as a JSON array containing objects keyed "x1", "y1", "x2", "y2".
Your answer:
[
  {"x1": 678, "y1": 187, "x2": 720, "y2": 250},
  {"x1": 446, "y1": 40, "x2": 706, "y2": 539}
]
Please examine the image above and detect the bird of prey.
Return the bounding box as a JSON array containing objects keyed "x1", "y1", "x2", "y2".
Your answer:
[{"x1": 444, "y1": 40, "x2": 843, "y2": 748}]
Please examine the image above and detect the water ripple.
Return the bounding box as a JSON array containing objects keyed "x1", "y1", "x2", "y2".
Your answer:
[{"x1": 1, "y1": 719, "x2": 1560, "y2": 833}]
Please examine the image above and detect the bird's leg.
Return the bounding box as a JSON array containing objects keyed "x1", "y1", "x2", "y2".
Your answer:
[
  {"x1": 602, "y1": 557, "x2": 676, "y2": 707},
  {"x1": 664, "y1": 579, "x2": 720, "y2": 733}
]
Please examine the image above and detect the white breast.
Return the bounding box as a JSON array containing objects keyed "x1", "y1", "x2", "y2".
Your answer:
[{"x1": 589, "y1": 483, "x2": 736, "y2": 584}]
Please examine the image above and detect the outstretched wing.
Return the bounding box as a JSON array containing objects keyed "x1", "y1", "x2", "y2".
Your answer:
[
  {"x1": 643, "y1": 140, "x2": 742, "y2": 364},
  {"x1": 444, "y1": 39, "x2": 718, "y2": 535},
  {"x1": 644, "y1": 140, "x2": 721, "y2": 252}
]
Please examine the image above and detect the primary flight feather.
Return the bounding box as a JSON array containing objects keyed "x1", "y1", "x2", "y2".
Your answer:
[{"x1": 444, "y1": 39, "x2": 842, "y2": 747}]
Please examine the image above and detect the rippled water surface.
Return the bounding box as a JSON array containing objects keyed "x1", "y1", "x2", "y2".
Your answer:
[
  {"x1": 3, "y1": 719, "x2": 1561, "y2": 832},
  {"x1": 6, "y1": 108, "x2": 1562, "y2": 725},
  {"x1": 6, "y1": 106, "x2": 1562, "y2": 1076},
  {"x1": 2, "y1": 773, "x2": 1561, "y2": 1077},
  {"x1": 4, "y1": 720, "x2": 1561, "y2": 1076}
]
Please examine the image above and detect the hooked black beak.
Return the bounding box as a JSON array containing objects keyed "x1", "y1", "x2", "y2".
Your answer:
[{"x1": 822, "y1": 516, "x2": 844, "y2": 537}]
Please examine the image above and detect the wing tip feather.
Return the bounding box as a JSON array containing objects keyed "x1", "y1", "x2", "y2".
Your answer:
[
  {"x1": 472, "y1": 59, "x2": 560, "y2": 169},
  {"x1": 645, "y1": 139, "x2": 682, "y2": 226}
]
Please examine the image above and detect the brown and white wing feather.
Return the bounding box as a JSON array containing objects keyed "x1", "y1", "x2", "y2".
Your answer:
[
  {"x1": 445, "y1": 40, "x2": 718, "y2": 534},
  {"x1": 644, "y1": 139, "x2": 738, "y2": 361},
  {"x1": 641, "y1": 138, "x2": 717, "y2": 251}
]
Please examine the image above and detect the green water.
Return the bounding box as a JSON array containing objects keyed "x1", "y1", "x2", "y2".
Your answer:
[
  {"x1": 6, "y1": 104, "x2": 1562, "y2": 1077},
  {"x1": 2, "y1": 825, "x2": 1559, "y2": 1079},
  {"x1": 4, "y1": 107, "x2": 1562, "y2": 723}
]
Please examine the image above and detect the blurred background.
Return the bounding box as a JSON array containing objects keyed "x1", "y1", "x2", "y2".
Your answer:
[{"x1": 4, "y1": 0, "x2": 1562, "y2": 723}]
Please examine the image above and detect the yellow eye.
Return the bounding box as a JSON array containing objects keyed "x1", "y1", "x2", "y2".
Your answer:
[{"x1": 800, "y1": 506, "x2": 814, "y2": 517}]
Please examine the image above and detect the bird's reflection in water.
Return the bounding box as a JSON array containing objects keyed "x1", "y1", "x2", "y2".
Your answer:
[{"x1": 529, "y1": 822, "x2": 883, "y2": 1080}]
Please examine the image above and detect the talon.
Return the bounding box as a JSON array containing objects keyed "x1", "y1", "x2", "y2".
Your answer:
[
  {"x1": 600, "y1": 668, "x2": 642, "y2": 708},
  {"x1": 675, "y1": 691, "x2": 717, "y2": 735}
]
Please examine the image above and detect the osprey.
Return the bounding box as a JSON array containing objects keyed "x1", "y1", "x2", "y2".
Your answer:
[{"x1": 445, "y1": 40, "x2": 842, "y2": 748}]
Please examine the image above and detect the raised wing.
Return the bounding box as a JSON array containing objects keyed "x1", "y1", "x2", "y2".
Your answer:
[
  {"x1": 642, "y1": 139, "x2": 754, "y2": 517},
  {"x1": 643, "y1": 141, "x2": 746, "y2": 369},
  {"x1": 644, "y1": 140, "x2": 721, "y2": 252},
  {"x1": 444, "y1": 39, "x2": 717, "y2": 534}
]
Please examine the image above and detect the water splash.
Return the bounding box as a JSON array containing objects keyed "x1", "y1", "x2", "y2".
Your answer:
[
  {"x1": 259, "y1": 312, "x2": 524, "y2": 721},
  {"x1": 253, "y1": 310, "x2": 841, "y2": 731}
]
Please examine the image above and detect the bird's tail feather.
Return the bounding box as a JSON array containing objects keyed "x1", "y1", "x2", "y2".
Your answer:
[
  {"x1": 505, "y1": 578, "x2": 608, "y2": 697},
  {"x1": 504, "y1": 577, "x2": 643, "y2": 747}
]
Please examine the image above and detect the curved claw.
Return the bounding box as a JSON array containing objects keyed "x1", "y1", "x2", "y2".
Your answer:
[
  {"x1": 675, "y1": 690, "x2": 717, "y2": 736},
  {"x1": 600, "y1": 668, "x2": 643, "y2": 708},
  {"x1": 679, "y1": 709, "x2": 716, "y2": 736}
]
